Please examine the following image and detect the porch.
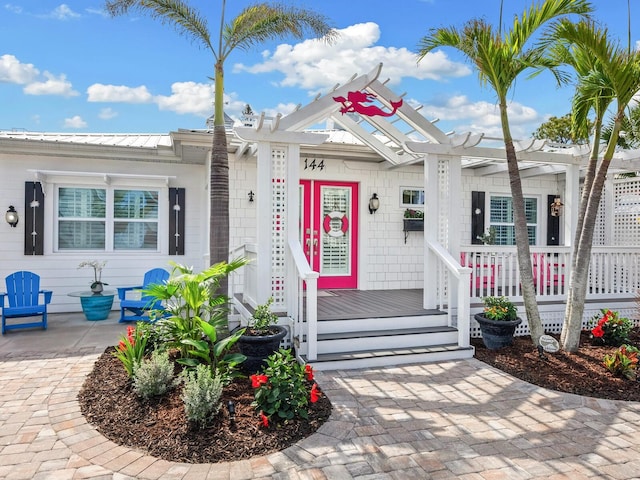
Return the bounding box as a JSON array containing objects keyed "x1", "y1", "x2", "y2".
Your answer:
[{"x1": 231, "y1": 244, "x2": 640, "y2": 370}]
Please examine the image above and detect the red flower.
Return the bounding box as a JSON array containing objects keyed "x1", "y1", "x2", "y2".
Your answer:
[
  {"x1": 117, "y1": 340, "x2": 127, "y2": 352},
  {"x1": 251, "y1": 374, "x2": 269, "y2": 388},
  {"x1": 260, "y1": 411, "x2": 269, "y2": 427},
  {"x1": 304, "y1": 364, "x2": 314, "y2": 381},
  {"x1": 126, "y1": 326, "x2": 135, "y2": 346},
  {"x1": 592, "y1": 325, "x2": 605, "y2": 338},
  {"x1": 310, "y1": 384, "x2": 320, "y2": 403}
]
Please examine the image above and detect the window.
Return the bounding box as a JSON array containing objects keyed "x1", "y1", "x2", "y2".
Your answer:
[
  {"x1": 401, "y1": 187, "x2": 425, "y2": 207},
  {"x1": 57, "y1": 187, "x2": 159, "y2": 251},
  {"x1": 489, "y1": 195, "x2": 537, "y2": 245}
]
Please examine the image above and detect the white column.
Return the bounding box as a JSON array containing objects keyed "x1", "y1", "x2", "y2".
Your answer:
[
  {"x1": 424, "y1": 154, "x2": 439, "y2": 309},
  {"x1": 564, "y1": 164, "x2": 580, "y2": 246},
  {"x1": 286, "y1": 143, "x2": 301, "y2": 314},
  {"x1": 256, "y1": 141, "x2": 273, "y2": 304}
]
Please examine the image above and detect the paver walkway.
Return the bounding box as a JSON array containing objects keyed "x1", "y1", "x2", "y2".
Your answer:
[{"x1": 0, "y1": 313, "x2": 639, "y2": 479}]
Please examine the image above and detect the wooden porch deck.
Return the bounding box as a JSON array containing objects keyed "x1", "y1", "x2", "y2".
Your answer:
[{"x1": 316, "y1": 289, "x2": 441, "y2": 321}]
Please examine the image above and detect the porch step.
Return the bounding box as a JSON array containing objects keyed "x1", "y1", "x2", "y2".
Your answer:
[
  {"x1": 301, "y1": 344, "x2": 474, "y2": 371},
  {"x1": 317, "y1": 312, "x2": 447, "y2": 334},
  {"x1": 317, "y1": 325, "x2": 458, "y2": 353}
]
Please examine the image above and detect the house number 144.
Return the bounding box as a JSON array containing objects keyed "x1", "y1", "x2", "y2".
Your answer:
[{"x1": 304, "y1": 158, "x2": 325, "y2": 171}]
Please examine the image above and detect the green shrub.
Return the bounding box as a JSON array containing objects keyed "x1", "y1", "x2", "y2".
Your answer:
[
  {"x1": 181, "y1": 364, "x2": 223, "y2": 428},
  {"x1": 132, "y1": 350, "x2": 179, "y2": 400},
  {"x1": 251, "y1": 348, "x2": 318, "y2": 425},
  {"x1": 590, "y1": 309, "x2": 633, "y2": 346}
]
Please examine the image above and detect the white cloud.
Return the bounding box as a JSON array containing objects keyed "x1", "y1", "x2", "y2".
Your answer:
[
  {"x1": 63, "y1": 115, "x2": 87, "y2": 128},
  {"x1": 0, "y1": 54, "x2": 39, "y2": 84},
  {"x1": 98, "y1": 107, "x2": 118, "y2": 120},
  {"x1": 234, "y1": 22, "x2": 470, "y2": 93},
  {"x1": 4, "y1": 4, "x2": 22, "y2": 14},
  {"x1": 87, "y1": 84, "x2": 153, "y2": 103},
  {"x1": 23, "y1": 72, "x2": 78, "y2": 97},
  {"x1": 48, "y1": 4, "x2": 80, "y2": 20},
  {"x1": 86, "y1": 8, "x2": 108, "y2": 18},
  {"x1": 155, "y1": 82, "x2": 213, "y2": 115}
]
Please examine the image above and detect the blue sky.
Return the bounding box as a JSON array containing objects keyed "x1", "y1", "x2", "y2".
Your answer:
[{"x1": 1, "y1": 1, "x2": 637, "y2": 140}]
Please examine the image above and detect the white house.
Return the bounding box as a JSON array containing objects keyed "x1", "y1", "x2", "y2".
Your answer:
[{"x1": 1, "y1": 64, "x2": 639, "y2": 369}]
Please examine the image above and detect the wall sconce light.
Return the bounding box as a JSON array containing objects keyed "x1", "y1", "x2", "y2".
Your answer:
[
  {"x1": 248, "y1": 191, "x2": 254, "y2": 202},
  {"x1": 550, "y1": 197, "x2": 563, "y2": 217},
  {"x1": 369, "y1": 193, "x2": 380, "y2": 214},
  {"x1": 474, "y1": 207, "x2": 482, "y2": 215},
  {"x1": 5, "y1": 206, "x2": 18, "y2": 227}
]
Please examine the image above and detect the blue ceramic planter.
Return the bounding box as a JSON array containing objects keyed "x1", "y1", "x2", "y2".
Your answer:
[{"x1": 80, "y1": 295, "x2": 114, "y2": 321}]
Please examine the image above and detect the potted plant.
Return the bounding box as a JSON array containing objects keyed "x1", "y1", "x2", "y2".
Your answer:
[
  {"x1": 78, "y1": 260, "x2": 108, "y2": 294},
  {"x1": 474, "y1": 296, "x2": 522, "y2": 350},
  {"x1": 238, "y1": 297, "x2": 288, "y2": 374}
]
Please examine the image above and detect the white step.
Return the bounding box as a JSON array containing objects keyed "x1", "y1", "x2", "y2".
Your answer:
[
  {"x1": 316, "y1": 326, "x2": 458, "y2": 354},
  {"x1": 317, "y1": 313, "x2": 447, "y2": 334},
  {"x1": 302, "y1": 345, "x2": 475, "y2": 371}
]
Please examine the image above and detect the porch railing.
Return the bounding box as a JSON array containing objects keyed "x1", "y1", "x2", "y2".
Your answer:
[
  {"x1": 428, "y1": 241, "x2": 472, "y2": 348},
  {"x1": 287, "y1": 239, "x2": 319, "y2": 361},
  {"x1": 229, "y1": 242, "x2": 258, "y2": 309},
  {"x1": 459, "y1": 246, "x2": 640, "y2": 302}
]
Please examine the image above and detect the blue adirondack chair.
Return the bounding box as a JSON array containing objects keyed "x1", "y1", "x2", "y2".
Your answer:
[
  {"x1": 1, "y1": 271, "x2": 53, "y2": 334},
  {"x1": 117, "y1": 268, "x2": 170, "y2": 322}
]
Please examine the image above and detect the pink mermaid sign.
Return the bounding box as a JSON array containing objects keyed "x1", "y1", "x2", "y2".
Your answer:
[{"x1": 333, "y1": 91, "x2": 403, "y2": 117}]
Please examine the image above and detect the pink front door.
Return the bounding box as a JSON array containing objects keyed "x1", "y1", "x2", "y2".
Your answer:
[{"x1": 300, "y1": 180, "x2": 358, "y2": 289}]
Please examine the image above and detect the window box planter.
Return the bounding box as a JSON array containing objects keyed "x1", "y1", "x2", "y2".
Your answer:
[{"x1": 403, "y1": 218, "x2": 424, "y2": 243}]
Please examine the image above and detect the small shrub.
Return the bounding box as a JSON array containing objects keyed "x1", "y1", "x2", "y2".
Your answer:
[
  {"x1": 603, "y1": 345, "x2": 638, "y2": 380},
  {"x1": 590, "y1": 309, "x2": 632, "y2": 346},
  {"x1": 132, "y1": 350, "x2": 179, "y2": 400},
  {"x1": 181, "y1": 364, "x2": 223, "y2": 428},
  {"x1": 251, "y1": 348, "x2": 319, "y2": 426}
]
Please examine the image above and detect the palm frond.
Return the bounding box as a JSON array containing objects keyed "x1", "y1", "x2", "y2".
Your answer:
[
  {"x1": 221, "y1": 3, "x2": 336, "y2": 60},
  {"x1": 106, "y1": 0, "x2": 214, "y2": 53}
]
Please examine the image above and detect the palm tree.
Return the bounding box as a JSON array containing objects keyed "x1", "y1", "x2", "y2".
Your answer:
[
  {"x1": 416, "y1": 0, "x2": 592, "y2": 347},
  {"x1": 550, "y1": 19, "x2": 640, "y2": 351},
  {"x1": 105, "y1": 0, "x2": 335, "y2": 297}
]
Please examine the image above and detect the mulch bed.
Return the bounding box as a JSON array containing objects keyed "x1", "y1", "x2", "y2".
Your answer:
[
  {"x1": 471, "y1": 328, "x2": 640, "y2": 402},
  {"x1": 78, "y1": 347, "x2": 332, "y2": 464}
]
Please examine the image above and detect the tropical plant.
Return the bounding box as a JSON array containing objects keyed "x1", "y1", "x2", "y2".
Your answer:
[
  {"x1": 143, "y1": 259, "x2": 247, "y2": 379},
  {"x1": 548, "y1": 19, "x2": 640, "y2": 351},
  {"x1": 251, "y1": 348, "x2": 318, "y2": 426},
  {"x1": 589, "y1": 309, "x2": 632, "y2": 347},
  {"x1": 480, "y1": 296, "x2": 518, "y2": 321},
  {"x1": 416, "y1": 0, "x2": 592, "y2": 347},
  {"x1": 603, "y1": 345, "x2": 638, "y2": 380},
  {"x1": 104, "y1": 0, "x2": 336, "y2": 303},
  {"x1": 112, "y1": 324, "x2": 149, "y2": 377}
]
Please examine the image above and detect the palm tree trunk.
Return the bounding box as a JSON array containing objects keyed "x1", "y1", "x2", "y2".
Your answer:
[
  {"x1": 562, "y1": 120, "x2": 620, "y2": 351},
  {"x1": 500, "y1": 100, "x2": 544, "y2": 345},
  {"x1": 210, "y1": 60, "x2": 229, "y2": 297}
]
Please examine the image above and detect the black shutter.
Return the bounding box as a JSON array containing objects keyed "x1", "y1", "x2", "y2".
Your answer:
[
  {"x1": 547, "y1": 194, "x2": 560, "y2": 245},
  {"x1": 471, "y1": 191, "x2": 485, "y2": 245},
  {"x1": 24, "y1": 182, "x2": 44, "y2": 255},
  {"x1": 168, "y1": 188, "x2": 185, "y2": 255}
]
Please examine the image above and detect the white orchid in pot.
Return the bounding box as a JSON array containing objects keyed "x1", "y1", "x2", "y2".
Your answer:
[{"x1": 78, "y1": 260, "x2": 108, "y2": 293}]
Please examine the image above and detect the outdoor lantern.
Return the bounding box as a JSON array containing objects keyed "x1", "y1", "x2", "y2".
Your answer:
[
  {"x1": 369, "y1": 193, "x2": 380, "y2": 214},
  {"x1": 550, "y1": 197, "x2": 564, "y2": 217},
  {"x1": 5, "y1": 206, "x2": 18, "y2": 227}
]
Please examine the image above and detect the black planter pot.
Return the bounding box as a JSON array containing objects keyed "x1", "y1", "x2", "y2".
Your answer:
[
  {"x1": 474, "y1": 314, "x2": 522, "y2": 350},
  {"x1": 238, "y1": 325, "x2": 288, "y2": 374}
]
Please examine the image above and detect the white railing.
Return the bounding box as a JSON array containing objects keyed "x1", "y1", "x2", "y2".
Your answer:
[
  {"x1": 229, "y1": 243, "x2": 258, "y2": 308},
  {"x1": 459, "y1": 246, "x2": 640, "y2": 302},
  {"x1": 287, "y1": 239, "x2": 320, "y2": 361},
  {"x1": 428, "y1": 241, "x2": 472, "y2": 348}
]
